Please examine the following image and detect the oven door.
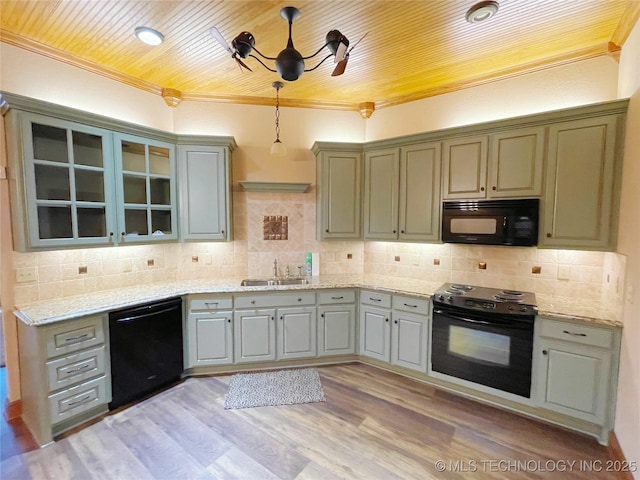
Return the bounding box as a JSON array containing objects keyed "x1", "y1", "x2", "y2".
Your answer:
[{"x1": 431, "y1": 304, "x2": 533, "y2": 397}]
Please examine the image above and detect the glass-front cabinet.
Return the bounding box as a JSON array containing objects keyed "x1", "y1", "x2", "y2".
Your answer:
[
  {"x1": 114, "y1": 133, "x2": 177, "y2": 243},
  {"x1": 20, "y1": 113, "x2": 116, "y2": 248}
]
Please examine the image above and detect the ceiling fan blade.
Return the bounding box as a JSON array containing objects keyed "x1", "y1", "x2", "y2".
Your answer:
[
  {"x1": 347, "y1": 31, "x2": 369, "y2": 55},
  {"x1": 210, "y1": 27, "x2": 233, "y2": 54},
  {"x1": 234, "y1": 55, "x2": 253, "y2": 72},
  {"x1": 334, "y1": 42, "x2": 348, "y2": 63},
  {"x1": 331, "y1": 57, "x2": 348, "y2": 77}
]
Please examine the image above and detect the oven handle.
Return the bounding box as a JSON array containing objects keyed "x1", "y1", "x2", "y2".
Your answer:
[
  {"x1": 433, "y1": 308, "x2": 533, "y2": 329},
  {"x1": 433, "y1": 309, "x2": 492, "y2": 326}
]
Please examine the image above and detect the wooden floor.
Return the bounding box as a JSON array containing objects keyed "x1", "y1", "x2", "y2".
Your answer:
[{"x1": 0, "y1": 363, "x2": 625, "y2": 479}]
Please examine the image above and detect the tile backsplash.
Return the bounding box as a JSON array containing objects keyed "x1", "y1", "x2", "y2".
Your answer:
[{"x1": 11, "y1": 190, "x2": 626, "y2": 313}]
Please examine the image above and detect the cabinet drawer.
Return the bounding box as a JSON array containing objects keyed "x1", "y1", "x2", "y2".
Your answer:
[
  {"x1": 392, "y1": 295, "x2": 430, "y2": 315},
  {"x1": 235, "y1": 292, "x2": 316, "y2": 308},
  {"x1": 539, "y1": 319, "x2": 613, "y2": 349},
  {"x1": 318, "y1": 290, "x2": 356, "y2": 304},
  {"x1": 48, "y1": 376, "x2": 109, "y2": 425},
  {"x1": 189, "y1": 296, "x2": 233, "y2": 312},
  {"x1": 44, "y1": 316, "x2": 105, "y2": 359},
  {"x1": 360, "y1": 290, "x2": 392, "y2": 309},
  {"x1": 46, "y1": 345, "x2": 106, "y2": 392}
]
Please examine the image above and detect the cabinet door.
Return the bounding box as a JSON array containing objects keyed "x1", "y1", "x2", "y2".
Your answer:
[
  {"x1": 364, "y1": 149, "x2": 399, "y2": 240},
  {"x1": 186, "y1": 312, "x2": 233, "y2": 367},
  {"x1": 391, "y1": 311, "x2": 428, "y2": 372},
  {"x1": 442, "y1": 136, "x2": 488, "y2": 199},
  {"x1": 536, "y1": 339, "x2": 611, "y2": 424},
  {"x1": 541, "y1": 116, "x2": 619, "y2": 249},
  {"x1": 399, "y1": 142, "x2": 442, "y2": 241},
  {"x1": 233, "y1": 310, "x2": 276, "y2": 363},
  {"x1": 318, "y1": 305, "x2": 356, "y2": 356},
  {"x1": 488, "y1": 127, "x2": 544, "y2": 198},
  {"x1": 178, "y1": 145, "x2": 231, "y2": 241},
  {"x1": 277, "y1": 307, "x2": 316, "y2": 360},
  {"x1": 359, "y1": 306, "x2": 391, "y2": 362},
  {"x1": 114, "y1": 133, "x2": 177, "y2": 243},
  {"x1": 316, "y1": 151, "x2": 362, "y2": 240},
  {"x1": 19, "y1": 113, "x2": 116, "y2": 249}
]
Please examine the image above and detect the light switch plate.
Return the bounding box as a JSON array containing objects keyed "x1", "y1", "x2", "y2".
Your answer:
[
  {"x1": 16, "y1": 267, "x2": 37, "y2": 283},
  {"x1": 558, "y1": 265, "x2": 571, "y2": 280}
]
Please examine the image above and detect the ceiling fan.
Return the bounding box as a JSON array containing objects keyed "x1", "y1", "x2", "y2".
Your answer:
[{"x1": 211, "y1": 6, "x2": 365, "y2": 81}]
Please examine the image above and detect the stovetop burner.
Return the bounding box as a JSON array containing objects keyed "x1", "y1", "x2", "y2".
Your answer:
[{"x1": 433, "y1": 283, "x2": 537, "y2": 316}]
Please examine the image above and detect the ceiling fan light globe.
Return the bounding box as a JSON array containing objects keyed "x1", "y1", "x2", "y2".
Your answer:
[{"x1": 276, "y1": 48, "x2": 305, "y2": 81}]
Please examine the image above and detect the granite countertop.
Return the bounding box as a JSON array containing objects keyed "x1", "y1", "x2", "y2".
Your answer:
[{"x1": 13, "y1": 274, "x2": 623, "y2": 328}]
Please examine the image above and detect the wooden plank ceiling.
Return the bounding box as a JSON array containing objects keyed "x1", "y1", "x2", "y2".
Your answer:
[{"x1": 1, "y1": 1, "x2": 638, "y2": 112}]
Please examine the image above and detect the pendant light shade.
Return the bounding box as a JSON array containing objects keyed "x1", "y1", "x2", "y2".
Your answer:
[{"x1": 271, "y1": 81, "x2": 287, "y2": 156}]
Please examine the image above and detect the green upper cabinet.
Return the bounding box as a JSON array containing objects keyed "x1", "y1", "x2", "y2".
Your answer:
[
  {"x1": 8, "y1": 112, "x2": 117, "y2": 250},
  {"x1": 488, "y1": 126, "x2": 545, "y2": 198},
  {"x1": 113, "y1": 133, "x2": 177, "y2": 243},
  {"x1": 177, "y1": 143, "x2": 233, "y2": 241},
  {"x1": 540, "y1": 115, "x2": 622, "y2": 250},
  {"x1": 313, "y1": 143, "x2": 362, "y2": 240},
  {"x1": 443, "y1": 127, "x2": 544, "y2": 200},
  {"x1": 364, "y1": 149, "x2": 399, "y2": 240},
  {"x1": 442, "y1": 135, "x2": 488, "y2": 199},
  {"x1": 364, "y1": 143, "x2": 441, "y2": 241}
]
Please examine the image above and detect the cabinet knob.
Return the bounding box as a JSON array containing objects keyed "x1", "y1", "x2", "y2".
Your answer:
[
  {"x1": 394, "y1": 320, "x2": 398, "y2": 324},
  {"x1": 227, "y1": 318, "x2": 231, "y2": 323},
  {"x1": 492, "y1": 186, "x2": 496, "y2": 191},
  {"x1": 321, "y1": 313, "x2": 324, "y2": 318},
  {"x1": 280, "y1": 316, "x2": 283, "y2": 320},
  {"x1": 400, "y1": 230, "x2": 404, "y2": 234},
  {"x1": 385, "y1": 318, "x2": 389, "y2": 322},
  {"x1": 393, "y1": 230, "x2": 396, "y2": 234},
  {"x1": 546, "y1": 233, "x2": 552, "y2": 238},
  {"x1": 251, "y1": 300, "x2": 256, "y2": 304},
  {"x1": 221, "y1": 230, "x2": 225, "y2": 235},
  {"x1": 325, "y1": 229, "x2": 329, "y2": 233},
  {"x1": 542, "y1": 350, "x2": 548, "y2": 355}
]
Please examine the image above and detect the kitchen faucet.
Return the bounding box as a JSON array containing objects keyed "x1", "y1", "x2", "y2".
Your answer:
[{"x1": 272, "y1": 259, "x2": 278, "y2": 278}]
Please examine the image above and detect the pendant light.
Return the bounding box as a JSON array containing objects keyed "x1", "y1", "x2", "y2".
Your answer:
[{"x1": 270, "y1": 81, "x2": 287, "y2": 156}]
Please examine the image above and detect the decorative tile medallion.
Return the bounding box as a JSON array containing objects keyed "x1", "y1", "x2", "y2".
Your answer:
[{"x1": 263, "y1": 215, "x2": 288, "y2": 240}]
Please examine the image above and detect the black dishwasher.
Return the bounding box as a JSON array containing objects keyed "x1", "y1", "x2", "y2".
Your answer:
[{"x1": 108, "y1": 297, "x2": 183, "y2": 410}]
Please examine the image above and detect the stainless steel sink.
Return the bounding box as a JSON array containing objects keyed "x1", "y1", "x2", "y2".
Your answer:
[
  {"x1": 240, "y1": 278, "x2": 309, "y2": 286},
  {"x1": 276, "y1": 277, "x2": 309, "y2": 286}
]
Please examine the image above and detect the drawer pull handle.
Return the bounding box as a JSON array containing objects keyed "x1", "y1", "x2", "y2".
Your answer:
[
  {"x1": 66, "y1": 364, "x2": 91, "y2": 374},
  {"x1": 67, "y1": 395, "x2": 92, "y2": 407},
  {"x1": 251, "y1": 300, "x2": 256, "y2": 304},
  {"x1": 403, "y1": 303, "x2": 418, "y2": 308},
  {"x1": 562, "y1": 330, "x2": 587, "y2": 337},
  {"x1": 64, "y1": 333, "x2": 89, "y2": 344},
  {"x1": 331, "y1": 296, "x2": 344, "y2": 300},
  {"x1": 369, "y1": 298, "x2": 382, "y2": 302},
  {"x1": 205, "y1": 302, "x2": 219, "y2": 306}
]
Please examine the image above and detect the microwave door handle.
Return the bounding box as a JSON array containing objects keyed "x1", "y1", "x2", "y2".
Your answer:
[
  {"x1": 433, "y1": 309, "x2": 492, "y2": 326},
  {"x1": 503, "y1": 216, "x2": 508, "y2": 229}
]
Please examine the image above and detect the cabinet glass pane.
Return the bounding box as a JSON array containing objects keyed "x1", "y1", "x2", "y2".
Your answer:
[
  {"x1": 151, "y1": 210, "x2": 172, "y2": 235},
  {"x1": 124, "y1": 209, "x2": 148, "y2": 236},
  {"x1": 75, "y1": 169, "x2": 105, "y2": 202},
  {"x1": 123, "y1": 175, "x2": 147, "y2": 204},
  {"x1": 121, "y1": 142, "x2": 146, "y2": 172},
  {"x1": 73, "y1": 132, "x2": 104, "y2": 167},
  {"x1": 35, "y1": 164, "x2": 70, "y2": 201},
  {"x1": 149, "y1": 147, "x2": 170, "y2": 175},
  {"x1": 37, "y1": 206, "x2": 72, "y2": 239},
  {"x1": 77, "y1": 207, "x2": 107, "y2": 237},
  {"x1": 150, "y1": 178, "x2": 171, "y2": 205},
  {"x1": 32, "y1": 124, "x2": 68, "y2": 163}
]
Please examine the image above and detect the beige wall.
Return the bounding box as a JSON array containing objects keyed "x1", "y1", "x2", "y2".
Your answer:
[{"x1": 615, "y1": 16, "x2": 640, "y2": 479}]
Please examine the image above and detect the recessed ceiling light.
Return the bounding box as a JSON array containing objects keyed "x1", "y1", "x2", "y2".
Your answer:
[
  {"x1": 465, "y1": 1, "x2": 499, "y2": 23},
  {"x1": 134, "y1": 26, "x2": 164, "y2": 46}
]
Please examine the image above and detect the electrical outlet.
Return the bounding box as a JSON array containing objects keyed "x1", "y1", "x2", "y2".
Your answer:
[
  {"x1": 347, "y1": 253, "x2": 352, "y2": 259},
  {"x1": 192, "y1": 256, "x2": 199, "y2": 263},
  {"x1": 558, "y1": 265, "x2": 571, "y2": 280},
  {"x1": 395, "y1": 256, "x2": 400, "y2": 262},
  {"x1": 78, "y1": 266, "x2": 88, "y2": 274},
  {"x1": 16, "y1": 267, "x2": 37, "y2": 283},
  {"x1": 433, "y1": 258, "x2": 440, "y2": 266},
  {"x1": 147, "y1": 258, "x2": 155, "y2": 267},
  {"x1": 532, "y1": 266, "x2": 541, "y2": 274},
  {"x1": 478, "y1": 262, "x2": 487, "y2": 270}
]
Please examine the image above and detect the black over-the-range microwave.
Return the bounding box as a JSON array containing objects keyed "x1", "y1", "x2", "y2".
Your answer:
[{"x1": 441, "y1": 198, "x2": 539, "y2": 246}]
